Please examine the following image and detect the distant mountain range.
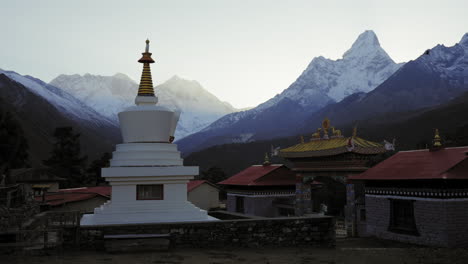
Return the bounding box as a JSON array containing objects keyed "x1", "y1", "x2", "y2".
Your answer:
[
  {"x1": 0, "y1": 69, "x2": 120, "y2": 165},
  {"x1": 301, "y1": 33, "x2": 468, "y2": 133},
  {"x1": 50, "y1": 74, "x2": 237, "y2": 140},
  {"x1": 184, "y1": 90, "x2": 468, "y2": 178},
  {"x1": 2, "y1": 30, "x2": 467, "y2": 170},
  {"x1": 177, "y1": 30, "x2": 403, "y2": 155}
]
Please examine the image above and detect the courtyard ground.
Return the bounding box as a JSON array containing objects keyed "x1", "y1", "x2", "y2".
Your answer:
[{"x1": 3, "y1": 237, "x2": 468, "y2": 264}]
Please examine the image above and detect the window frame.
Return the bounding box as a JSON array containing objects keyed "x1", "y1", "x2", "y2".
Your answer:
[
  {"x1": 136, "y1": 184, "x2": 164, "y2": 200},
  {"x1": 388, "y1": 198, "x2": 419, "y2": 236},
  {"x1": 235, "y1": 196, "x2": 244, "y2": 213}
]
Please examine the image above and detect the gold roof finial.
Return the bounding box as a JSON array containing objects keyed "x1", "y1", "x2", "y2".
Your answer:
[
  {"x1": 352, "y1": 125, "x2": 357, "y2": 138},
  {"x1": 263, "y1": 152, "x2": 271, "y2": 166},
  {"x1": 300, "y1": 135, "x2": 304, "y2": 144},
  {"x1": 137, "y1": 39, "x2": 156, "y2": 97},
  {"x1": 433, "y1": 128, "x2": 442, "y2": 147}
]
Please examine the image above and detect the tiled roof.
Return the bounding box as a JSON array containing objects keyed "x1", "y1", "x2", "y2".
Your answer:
[
  {"x1": 349, "y1": 146, "x2": 468, "y2": 180},
  {"x1": 218, "y1": 164, "x2": 295, "y2": 186},
  {"x1": 36, "y1": 186, "x2": 111, "y2": 206},
  {"x1": 187, "y1": 180, "x2": 206, "y2": 192},
  {"x1": 280, "y1": 137, "x2": 386, "y2": 158}
]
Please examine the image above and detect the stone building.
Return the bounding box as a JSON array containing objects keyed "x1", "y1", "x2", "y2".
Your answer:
[
  {"x1": 349, "y1": 130, "x2": 468, "y2": 247},
  {"x1": 279, "y1": 118, "x2": 388, "y2": 236},
  {"x1": 218, "y1": 157, "x2": 297, "y2": 217}
]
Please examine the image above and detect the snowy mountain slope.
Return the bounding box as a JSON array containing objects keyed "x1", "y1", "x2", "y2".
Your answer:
[
  {"x1": 302, "y1": 32, "x2": 468, "y2": 133},
  {"x1": 0, "y1": 71, "x2": 120, "y2": 164},
  {"x1": 50, "y1": 74, "x2": 237, "y2": 139},
  {"x1": 0, "y1": 69, "x2": 116, "y2": 127},
  {"x1": 177, "y1": 30, "x2": 403, "y2": 155}
]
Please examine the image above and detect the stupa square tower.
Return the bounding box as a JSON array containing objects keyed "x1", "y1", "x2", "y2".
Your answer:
[{"x1": 81, "y1": 40, "x2": 215, "y2": 225}]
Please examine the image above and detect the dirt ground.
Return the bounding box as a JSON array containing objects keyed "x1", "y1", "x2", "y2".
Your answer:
[{"x1": 3, "y1": 238, "x2": 468, "y2": 264}]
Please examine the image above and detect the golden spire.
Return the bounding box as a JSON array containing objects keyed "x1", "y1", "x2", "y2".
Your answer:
[
  {"x1": 300, "y1": 135, "x2": 304, "y2": 144},
  {"x1": 433, "y1": 128, "x2": 442, "y2": 147},
  {"x1": 352, "y1": 125, "x2": 357, "y2": 138},
  {"x1": 322, "y1": 118, "x2": 330, "y2": 138},
  {"x1": 263, "y1": 152, "x2": 270, "y2": 166},
  {"x1": 137, "y1": 39, "x2": 156, "y2": 97}
]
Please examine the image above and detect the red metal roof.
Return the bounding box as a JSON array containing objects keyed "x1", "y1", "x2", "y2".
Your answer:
[
  {"x1": 36, "y1": 186, "x2": 111, "y2": 206},
  {"x1": 349, "y1": 146, "x2": 468, "y2": 180},
  {"x1": 187, "y1": 180, "x2": 207, "y2": 192},
  {"x1": 218, "y1": 164, "x2": 295, "y2": 186}
]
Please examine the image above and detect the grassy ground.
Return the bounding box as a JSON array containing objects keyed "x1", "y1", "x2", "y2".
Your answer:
[{"x1": 3, "y1": 237, "x2": 468, "y2": 264}]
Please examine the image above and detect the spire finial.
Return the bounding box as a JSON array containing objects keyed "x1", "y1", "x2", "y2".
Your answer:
[
  {"x1": 136, "y1": 39, "x2": 157, "y2": 103},
  {"x1": 263, "y1": 153, "x2": 270, "y2": 166},
  {"x1": 300, "y1": 135, "x2": 304, "y2": 144},
  {"x1": 433, "y1": 128, "x2": 442, "y2": 147}
]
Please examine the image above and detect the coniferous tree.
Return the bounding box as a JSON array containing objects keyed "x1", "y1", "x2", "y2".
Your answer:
[
  {"x1": 0, "y1": 109, "x2": 29, "y2": 179},
  {"x1": 196, "y1": 166, "x2": 227, "y2": 184},
  {"x1": 43, "y1": 127, "x2": 87, "y2": 188},
  {"x1": 86, "y1": 152, "x2": 111, "y2": 186}
]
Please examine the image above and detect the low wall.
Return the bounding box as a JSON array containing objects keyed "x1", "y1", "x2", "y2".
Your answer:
[{"x1": 76, "y1": 216, "x2": 335, "y2": 249}]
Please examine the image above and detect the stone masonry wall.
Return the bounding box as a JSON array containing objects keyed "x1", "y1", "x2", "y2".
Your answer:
[
  {"x1": 227, "y1": 194, "x2": 281, "y2": 217},
  {"x1": 366, "y1": 195, "x2": 468, "y2": 247},
  {"x1": 77, "y1": 216, "x2": 335, "y2": 249}
]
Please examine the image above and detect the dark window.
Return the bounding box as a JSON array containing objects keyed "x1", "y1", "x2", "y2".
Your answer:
[
  {"x1": 137, "y1": 185, "x2": 163, "y2": 200},
  {"x1": 388, "y1": 199, "x2": 419, "y2": 236},
  {"x1": 360, "y1": 209, "x2": 366, "y2": 221},
  {"x1": 235, "y1": 196, "x2": 244, "y2": 213}
]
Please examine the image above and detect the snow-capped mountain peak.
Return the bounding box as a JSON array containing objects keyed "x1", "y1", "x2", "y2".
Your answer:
[
  {"x1": 343, "y1": 30, "x2": 383, "y2": 59},
  {"x1": 459, "y1": 33, "x2": 468, "y2": 48},
  {"x1": 50, "y1": 73, "x2": 237, "y2": 139}
]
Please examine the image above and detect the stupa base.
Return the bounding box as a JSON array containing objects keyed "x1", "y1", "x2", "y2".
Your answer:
[{"x1": 80, "y1": 201, "x2": 218, "y2": 226}]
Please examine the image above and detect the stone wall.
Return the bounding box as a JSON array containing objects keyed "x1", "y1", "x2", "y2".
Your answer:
[
  {"x1": 227, "y1": 194, "x2": 293, "y2": 217},
  {"x1": 366, "y1": 195, "x2": 468, "y2": 247},
  {"x1": 76, "y1": 216, "x2": 335, "y2": 249}
]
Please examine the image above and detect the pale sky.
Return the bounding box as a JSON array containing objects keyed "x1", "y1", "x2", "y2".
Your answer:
[{"x1": 1, "y1": 0, "x2": 467, "y2": 108}]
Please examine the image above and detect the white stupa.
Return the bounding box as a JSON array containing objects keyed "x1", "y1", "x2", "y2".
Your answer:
[{"x1": 80, "y1": 40, "x2": 216, "y2": 225}]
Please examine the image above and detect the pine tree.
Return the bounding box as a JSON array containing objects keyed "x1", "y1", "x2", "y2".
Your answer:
[
  {"x1": 86, "y1": 152, "x2": 111, "y2": 186},
  {"x1": 0, "y1": 109, "x2": 29, "y2": 178},
  {"x1": 43, "y1": 127, "x2": 87, "y2": 188},
  {"x1": 196, "y1": 167, "x2": 227, "y2": 184}
]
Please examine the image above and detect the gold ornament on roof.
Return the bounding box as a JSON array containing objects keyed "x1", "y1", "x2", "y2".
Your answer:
[
  {"x1": 311, "y1": 128, "x2": 322, "y2": 140},
  {"x1": 331, "y1": 127, "x2": 342, "y2": 137},
  {"x1": 263, "y1": 152, "x2": 271, "y2": 165},
  {"x1": 433, "y1": 128, "x2": 442, "y2": 147},
  {"x1": 300, "y1": 135, "x2": 304, "y2": 144}
]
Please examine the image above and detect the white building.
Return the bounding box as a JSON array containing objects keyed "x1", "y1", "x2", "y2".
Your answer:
[{"x1": 81, "y1": 40, "x2": 216, "y2": 225}]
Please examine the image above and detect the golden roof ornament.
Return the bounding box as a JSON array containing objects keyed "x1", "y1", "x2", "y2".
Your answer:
[
  {"x1": 331, "y1": 127, "x2": 342, "y2": 137},
  {"x1": 433, "y1": 128, "x2": 442, "y2": 147},
  {"x1": 263, "y1": 152, "x2": 271, "y2": 166},
  {"x1": 311, "y1": 128, "x2": 322, "y2": 140},
  {"x1": 322, "y1": 118, "x2": 330, "y2": 139},
  {"x1": 300, "y1": 135, "x2": 304, "y2": 144}
]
